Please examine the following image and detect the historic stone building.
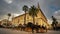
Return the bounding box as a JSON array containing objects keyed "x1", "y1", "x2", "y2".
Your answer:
[{"x1": 12, "y1": 3, "x2": 49, "y2": 28}]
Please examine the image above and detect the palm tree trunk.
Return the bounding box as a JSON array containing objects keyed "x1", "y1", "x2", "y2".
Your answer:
[
  {"x1": 8, "y1": 16, "x2": 9, "y2": 21},
  {"x1": 7, "y1": 16, "x2": 9, "y2": 26},
  {"x1": 33, "y1": 16, "x2": 35, "y2": 24},
  {"x1": 24, "y1": 11, "x2": 26, "y2": 24}
]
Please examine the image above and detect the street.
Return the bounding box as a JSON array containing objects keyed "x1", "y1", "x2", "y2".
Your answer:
[
  {"x1": 0, "y1": 28, "x2": 60, "y2": 34},
  {"x1": 36, "y1": 30, "x2": 60, "y2": 34},
  {"x1": 0, "y1": 28, "x2": 31, "y2": 34}
]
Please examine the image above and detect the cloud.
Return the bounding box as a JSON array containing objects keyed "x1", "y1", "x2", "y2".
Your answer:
[
  {"x1": 54, "y1": 10, "x2": 60, "y2": 18},
  {"x1": 41, "y1": 0, "x2": 60, "y2": 18},
  {"x1": 53, "y1": 10, "x2": 60, "y2": 23},
  {"x1": 47, "y1": 19, "x2": 52, "y2": 24},
  {"x1": 40, "y1": 0, "x2": 56, "y2": 18},
  {"x1": 0, "y1": 0, "x2": 60, "y2": 22},
  {"x1": 0, "y1": 0, "x2": 41, "y2": 20},
  {"x1": 4, "y1": 0, "x2": 13, "y2": 4}
]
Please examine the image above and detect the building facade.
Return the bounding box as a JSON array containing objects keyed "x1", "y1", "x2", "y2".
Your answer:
[
  {"x1": 12, "y1": 3, "x2": 49, "y2": 28},
  {"x1": 0, "y1": 19, "x2": 12, "y2": 26}
]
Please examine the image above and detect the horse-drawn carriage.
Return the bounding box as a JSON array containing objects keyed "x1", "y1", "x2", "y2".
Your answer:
[{"x1": 18, "y1": 22, "x2": 47, "y2": 33}]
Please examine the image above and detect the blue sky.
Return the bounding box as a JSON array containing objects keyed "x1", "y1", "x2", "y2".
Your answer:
[{"x1": 0, "y1": 0, "x2": 60, "y2": 24}]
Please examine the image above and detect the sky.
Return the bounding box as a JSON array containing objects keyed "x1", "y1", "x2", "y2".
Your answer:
[{"x1": 0, "y1": 0, "x2": 60, "y2": 24}]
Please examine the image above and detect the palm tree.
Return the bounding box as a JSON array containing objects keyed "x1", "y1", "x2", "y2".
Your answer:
[
  {"x1": 29, "y1": 5, "x2": 38, "y2": 24},
  {"x1": 52, "y1": 16, "x2": 58, "y2": 30},
  {"x1": 7, "y1": 13, "x2": 11, "y2": 26},
  {"x1": 22, "y1": 5, "x2": 28, "y2": 24},
  {"x1": 8, "y1": 13, "x2": 11, "y2": 21}
]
